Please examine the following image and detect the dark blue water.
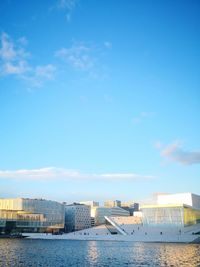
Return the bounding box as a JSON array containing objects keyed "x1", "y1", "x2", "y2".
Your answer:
[{"x1": 0, "y1": 239, "x2": 200, "y2": 267}]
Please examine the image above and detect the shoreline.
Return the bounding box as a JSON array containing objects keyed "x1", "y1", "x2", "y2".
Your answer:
[{"x1": 0, "y1": 234, "x2": 26, "y2": 239}]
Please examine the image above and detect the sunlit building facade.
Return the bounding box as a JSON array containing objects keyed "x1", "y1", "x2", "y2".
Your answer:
[
  {"x1": 157, "y1": 193, "x2": 200, "y2": 210},
  {"x1": 0, "y1": 198, "x2": 65, "y2": 233},
  {"x1": 142, "y1": 193, "x2": 200, "y2": 227}
]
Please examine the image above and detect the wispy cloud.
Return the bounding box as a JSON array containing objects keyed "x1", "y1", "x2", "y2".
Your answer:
[
  {"x1": 21, "y1": 64, "x2": 56, "y2": 88},
  {"x1": 55, "y1": 41, "x2": 111, "y2": 80},
  {"x1": 0, "y1": 32, "x2": 17, "y2": 61},
  {"x1": 0, "y1": 32, "x2": 56, "y2": 87},
  {"x1": 17, "y1": 36, "x2": 28, "y2": 46},
  {"x1": 57, "y1": 0, "x2": 79, "y2": 22},
  {"x1": 132, "y1": 111, "x2": 155, "y2": 124},
  {"x1": 1, "y1": 33, "x2": 110, "y2": 86},
  {"x1": 2, "y1": 61, "x2": 30, "y2": 75},
  {"x1": 0, "y1": 167, "x2": 154, "y2": 181},
  {"x1": 156, "y1": 140, "x2": 200, "y2": 165},
  {"x1": 35, "y1": 64, "x2": 56, "y2": 80},
  {"x1": 0, "y1": 32, "x2": 30, "y2": 75},
  {"x1": 55, "y1": 43, "x2": 94, "y2": 71}
]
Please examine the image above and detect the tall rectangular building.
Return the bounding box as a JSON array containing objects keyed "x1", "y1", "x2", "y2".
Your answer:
[{"x1": 65, "y1": 203, "x2": 91, "y2": 232}]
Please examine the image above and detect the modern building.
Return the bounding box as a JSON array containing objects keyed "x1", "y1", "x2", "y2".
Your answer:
[
  {"x1": 91, "y1": 206, "x2": 130, "y2": 225},
  {"x1": 78, "y1": 201, "x2": 99, "y2": 227},
  {"x1": 121, "y1": 202, "x2": 139, "y2": 216},
  {"x1": 65, "y1": 203, "x2": 91, "y2": 233},
  {"x1": 0, "y1": 198, "x2": 65, "y2": 234},
  {"x1": 157, "y1": 193, "x2": 200, "y2": 210},
  {"x1": 26, "y1": 193, "x2": 200, "y2": 243},
  {"x1": 111, "y1": 206, "x2": 130, "y2": 217},
  {"x1": 141, "y1": 193, "x2": 200, "y2": 227},
  {"x1": 104, "y1": 200, "x2": 121, "y2": 208},
  {"x1": 79, "y1": 200, "x2": 99, "y2": 227},
  {"x1": 91, "y1": 207, "x2": 112, "y2": 225},
  {"x1": 91, "y1": 217, "x2": 95, "y2": 227}
]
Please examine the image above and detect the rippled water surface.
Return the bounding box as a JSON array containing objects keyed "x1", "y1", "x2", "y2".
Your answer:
[{"x1": 0, "y1": 239, "x2": 200, "y2": 267}]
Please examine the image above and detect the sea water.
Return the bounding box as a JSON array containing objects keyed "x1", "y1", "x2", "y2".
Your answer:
[{"x1": 0, "y1": 239, "x2": 200, "y2": 267}]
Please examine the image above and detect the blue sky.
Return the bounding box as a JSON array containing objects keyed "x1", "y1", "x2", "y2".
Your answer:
[{"x1": 0, "y1": 0, "x2": 199, "y2": 204}]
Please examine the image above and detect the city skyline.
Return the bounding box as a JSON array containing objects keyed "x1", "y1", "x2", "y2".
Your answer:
[{"x1": 0, "y1": 0, "x2": 200, "y2": 203}]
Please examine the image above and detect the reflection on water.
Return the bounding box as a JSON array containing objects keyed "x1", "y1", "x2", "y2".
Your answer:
[
  {"x1": 0, "y1": 239, "x2": 200, "y2": 267},
  {"x1": 157, "y1": 243, "x2": 200, "y2": 267},
  {"x1": 87, "y1": 241, "x2": 99, "y2": 265}
]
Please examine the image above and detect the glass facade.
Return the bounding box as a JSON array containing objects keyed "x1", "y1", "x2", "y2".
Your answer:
[
  {"x1": 184, "y1": 206, "x2": 200, "y2": 226},
  {"x1": 142, "y1": 204, "x2": 200, "y2": 227},
  {"x1": 91, "y1": 207, "x2": 112, "y2": 225},
  {"x1": 21, "y1": 199, "x2": 64, "y2": 229},
  {"x1": 91, "y1": 206, "x2": 130, "y2": 226},
  {"x1": 0, "y1": 198, "x2": 65, "y2": 233}
]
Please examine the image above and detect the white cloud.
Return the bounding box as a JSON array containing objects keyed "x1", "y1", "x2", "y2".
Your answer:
[
  {"x1": 21, "y1": 64, "x2": 56, "y2": 88},
  {"x1": 57, "y1": 0, "x2": 78, "y2": 22},
  {"x1": 0, "y1": 32, "x2": 56, "y2": 87},
  {"x1": 0, "y1": 33, "x2": 110, "y2": 85},
  {"x1": 18, "y1": 36, "x2": 28, "y2": 46},
  {"x1": 0, "y1": 167, "x2": 154, "y2": 181},
  {"x1": 157, "y1": 141, "x2": 200, "y2": 165},
  {"x1": 0, "y1": 32, "x2": 29, "y2": 76},
  {"x1": 35, "y1": 64, "x2": 56, "y2": 80},
  {"x1": 2, "y1": 60, "x2": 30, "y2": 75},
  {"x1": 55, "y1": 43, "x2": 94, "y2": 71},
  {"x1": 55, "y1": 41, "x2": 112, "y2": 80},
  {"x1": 58, "y1": 0, "x2": 77, "y2": 10},
  {"x1": 0, "y1": 32, "x2": 16, "y2": 61}
]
